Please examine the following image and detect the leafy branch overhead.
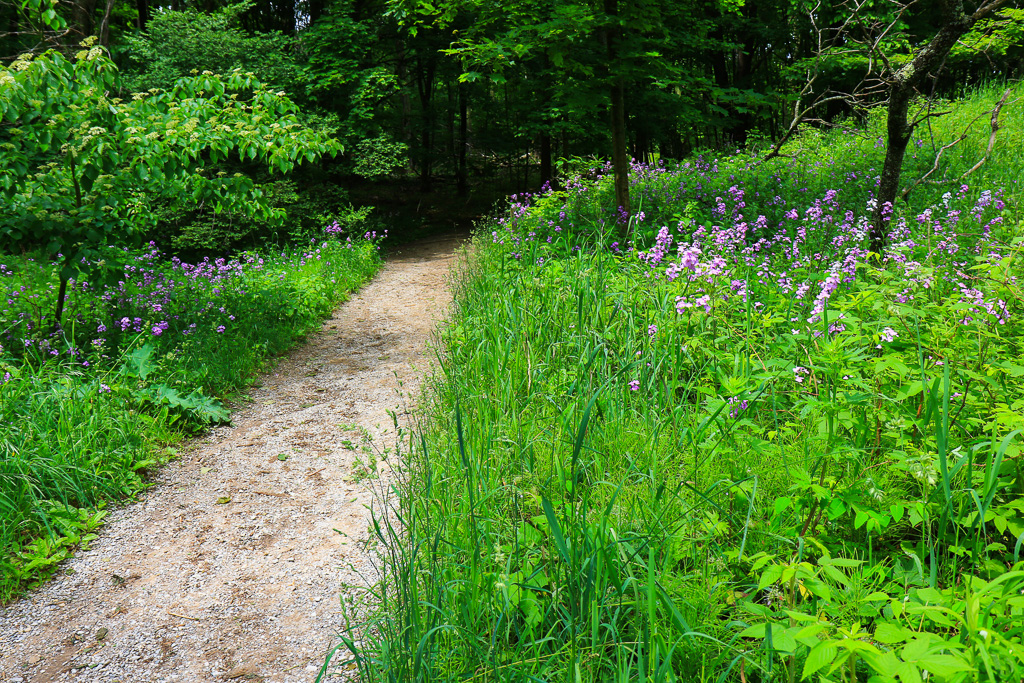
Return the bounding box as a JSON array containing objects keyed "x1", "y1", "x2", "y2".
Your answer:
[{"x1": 0, "y1": 40, "x2": 341, "y2": 324}]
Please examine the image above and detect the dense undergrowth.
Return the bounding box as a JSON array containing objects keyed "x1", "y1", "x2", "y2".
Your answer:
[
  {"x1": 343, "y1": 84, "x2": 1024, "y2": 681},
  {"x1": 0, "y1": 230, "x2": 382, "y2": 601}
]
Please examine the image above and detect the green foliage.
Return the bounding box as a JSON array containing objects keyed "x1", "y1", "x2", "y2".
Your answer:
[
  {"x1": 121, "y1": 1, "x2": 301, "y2": 94},
  {"x1": 0, "y1": 41, "x2": 341, "y2": 322},
  {"x1": 149, "y1": 180, "x2": 361, "y2": 255},
  {"x1": 341, "y1": 84, "x2": 1024, "y2": 681},
  {"x1": 353, "y1": 134, "x2": 410, "y2": 179},
  {"x1": 738, "y1": 555, "x2": 1024, "y2": 682},
  {"x1": 0, "y1": 360, "x2": 158, "y2": 602},
  {"x1": 299, "y1": 1, "x2": 410, "y2": 172},
  {"x1": 0, "y1": 237, "x2": 382, "y2": 601}
]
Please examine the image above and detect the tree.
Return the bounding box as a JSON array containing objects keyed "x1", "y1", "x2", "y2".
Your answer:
[
  {"x1": 299, "y1": 0, "x2": 410, "y2": 178},
  {"x1": 0, "y1": 39, "x2": 341, "y2": 326},
  {"x1": 400, "y1": 0, "x2": 694, "y2": 239},
  {"x1": 765, "y1": 0, "x2": 1017, "y2": 251},
  {"x1": 121, "y1": 1, "x2": 301, "y2": 94},
  {"x1": 1, "y1": 0, "x2": 69, "y2": 58},
  {"x1": 870, "y1": 0, "x2": 1014, "y2": 250}
]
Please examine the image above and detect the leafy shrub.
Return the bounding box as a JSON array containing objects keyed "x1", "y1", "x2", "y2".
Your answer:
[
  {"x1": 345, "y1": 85, "x2": 1024, "y2": 682},
  {"x1": 121, "y1": 0, "x2": 301, "y2": 96},
  {"x1": 0, "y1": 232, "x2": 382, "y2": 601}
]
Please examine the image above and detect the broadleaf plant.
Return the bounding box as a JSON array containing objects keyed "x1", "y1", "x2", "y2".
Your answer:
[{"x1": 0, "y1": 39, "x2": 342, "y2": 326}]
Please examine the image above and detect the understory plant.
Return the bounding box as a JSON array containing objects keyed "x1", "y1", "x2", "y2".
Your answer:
[
  {"x1": 0, "y1": 229, "x2": 382, "y2": 601},
  {"x1": 338, "y1": 85, "x2": 1024, "y2": 682}
]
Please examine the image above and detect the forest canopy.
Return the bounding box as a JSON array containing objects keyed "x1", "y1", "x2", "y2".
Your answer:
[{"x1": 3, "y1": 0, "x2": 1020, "y2": 200}]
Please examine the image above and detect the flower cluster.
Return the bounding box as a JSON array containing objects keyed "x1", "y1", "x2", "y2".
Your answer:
[{"x1": 0, "y1": 229, "x2": 380, "y2": 366}]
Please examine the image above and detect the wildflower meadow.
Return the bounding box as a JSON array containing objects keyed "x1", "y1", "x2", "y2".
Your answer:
[
  {"x1": 344, "y1": 84, "x2": 1024, "y2": 682},
  {"x1": 0, "y1": 229, "x2": 382, "y2": 600}
]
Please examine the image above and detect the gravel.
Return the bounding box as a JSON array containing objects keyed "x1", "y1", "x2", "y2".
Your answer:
[{"x1": 0, "y1": 235, "x2": 462, "y2": 683}]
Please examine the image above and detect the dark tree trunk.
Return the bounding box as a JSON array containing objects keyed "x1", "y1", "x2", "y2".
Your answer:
[
  {"x1": 873, "y1": 89, "x2": 914, "y2": 249},
  {"x1": 457, "y1": 82, "x2": 468, "y2": 196},
  {"x1": 540, "y1": 132, "x2": 552, "y2": 185},
  {"x1": 395, "y1": 38, "x2": 413, "y2": 156},
  {"x1": 69, "y1": 0, "x2": 97, "y2": 41},
  {"x1": 446, "y1": 80, "x2": 455, "y2": 157},
  {"x1": 54, "y1": 274, "x2": 68, "y2": 331},
  {"x1": 278, "y1": 0, "x2": 295, "y2": 33},
  {"x1": 415, "y1": 52, "x2": 437, "y2": 192},
  {"x1": 309, "y1": 0, "x2": 323, "y2": 24},
  {"x1": 604, "y1": 0, "x2": 630, "y2": 240},
  {"x1": 729, "y1": 38, "x2": 754, "y2": 147},
  {"x1": 710, "y1": 25, "x2": 730, "y2": 90},
  {"x1": 136, "y1": 0, "x2": 149, "y2": 29},
  {"x1": 870, "y1": 0, "x2": 1008, "y2": 251},
  {"x1": 609, "y1": 80, "x2": 630, "y2": 236},
  {"x1": 98, "y1": 0, "x2": 115, "y2": 45}
]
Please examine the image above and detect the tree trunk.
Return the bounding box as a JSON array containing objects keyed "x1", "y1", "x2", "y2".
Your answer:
[
  {"x1": 69, "y1": 0, "x2": 97, "y2": 42},
  {"x1": 415, "y1": 52, "x2": 437, "y2": 192},
  {"x1": 870, "y1": 0, "x2": 1007, "y2": 251},
  {"x1": 729, "y1": 37, "x2": 755, "y2": 147},
  {"x1": 277, "y1": 0, "x2": 295, "y2": 33},
  {"x1": 604, "y1": 0, "x2": 630, "y2": 241},
  {"x1": 308, "y1": 0, "x2": 323, "y2": 24},
  {"x1": 98, "y1": 0, "x2": 115, "y2": 45},
  {"x1": 540, "y1": 132, "x2": 552, "y2": 186},
  {"x1": 136, "y1": 0, "x2": 150, "y2": 29},
  {"x1": 457, "y1": 82, "x2": 468, "y2": 196},
  {"x1": 872, "y1": 85, "x2": 914, "y2": 250}
]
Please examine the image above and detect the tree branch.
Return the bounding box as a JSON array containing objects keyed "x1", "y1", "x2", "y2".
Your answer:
[
  {"x1": 958, "y1": 88, "x2": 1017, "y2": 180},
  {"x1": 900, "y1": 89, "x2": 1017, "y2": 199},
  {"x1": 899, "y1": 133, "x2": 968, "y2": 200}
]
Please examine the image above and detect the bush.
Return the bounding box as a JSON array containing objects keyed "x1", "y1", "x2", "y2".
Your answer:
[
  {"x1": 345, "y1": 84, "x2": 1024, "y2": 682},
  {"x1": 0, "y1": 233, "x2": 383, "y2": 601}
]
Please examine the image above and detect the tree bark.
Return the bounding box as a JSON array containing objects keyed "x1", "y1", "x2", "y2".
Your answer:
[
  {"x1": 69, "y1": 0, "x2": 97, "y2": 42},
  {"x1": 98, "y1": 0, "x2": 115, "y2": 45},
  {"x1": 136, "y1": 0, "x2": 150, "y2": 30},
  {"x1": 604, "y1": 0, "x2": 630, "y2": 241},
  {"x1": 415, "y1": 51, "x2": 437, "y2": 192},
  {"x1": 457, "y1": 81, "x2": 468, "y2": 196},
  {"x1": 540, "y1": 132, "x2": 552, "y2": 185},
  {"x1": 871, "y1": 0, "x2": 1011, "y2": 251},
  {"x1": 308, "y1": 0, "x2": 323, "y2": 24}
]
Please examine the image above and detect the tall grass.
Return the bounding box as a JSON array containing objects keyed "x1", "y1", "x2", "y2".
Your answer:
[
  {"x1": 340, "y1": 83, "x2": 1024, "y2": 681},
  {"x1": 0, "y1": 235, "x2": 382, "y2": 601}
]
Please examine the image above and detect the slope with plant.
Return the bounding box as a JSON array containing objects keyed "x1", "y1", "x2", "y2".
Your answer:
[
  {"x1": 344, "y1": 84, "x2": 1024, "y2": 681},
  {"x1": 0, "y1": 35, "x2": 386, "y2": 599}
]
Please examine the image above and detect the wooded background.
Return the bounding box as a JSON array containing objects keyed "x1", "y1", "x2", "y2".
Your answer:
[{"x1": 3, "y1": 0, "x2": 1022, "y2": 250}]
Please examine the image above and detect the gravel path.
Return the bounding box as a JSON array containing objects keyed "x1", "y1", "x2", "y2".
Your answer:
[{"x1": 0, "y1": 234, "x2": 464, "y2": 683}]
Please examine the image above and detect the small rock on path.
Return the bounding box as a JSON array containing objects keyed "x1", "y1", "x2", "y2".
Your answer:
[{"x1": 0, "y1": 234, "x2": 464, "y2": 683}]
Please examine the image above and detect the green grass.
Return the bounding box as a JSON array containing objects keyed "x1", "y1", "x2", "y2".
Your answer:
[
  {"x1": 336, "y1": 83, "x2": 1024, "y2": 682},
  {"x1": 0, "y1": 237, "x2": 382, "y2": 601}
]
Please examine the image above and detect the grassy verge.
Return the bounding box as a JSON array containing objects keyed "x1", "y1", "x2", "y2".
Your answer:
[
  {"x1": 340, "y1": 84, "x2": 1024, "y2": 681},
  {"x1": 0, "y1": 234, "x2": 382, "y2": 601}
]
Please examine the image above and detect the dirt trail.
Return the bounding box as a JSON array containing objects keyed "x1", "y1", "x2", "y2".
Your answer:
[{"x1": 0, "y1": 234, "x2": 465, "y2": 683}]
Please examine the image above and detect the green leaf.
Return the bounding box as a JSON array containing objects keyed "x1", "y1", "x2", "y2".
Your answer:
[
  {"x1": 758, "y1": 564, "x2": 784, "y2": 590},
  {"x1": 820, "y1": 557, "x2": 863, "y2": 568},
  {"x1": 738, "y1": 623, "x2": 767, "y2": 639},
  {"x1": 819, "y1": 563, "x2": 851, "y2": 587},
  {"x1": 890, "y1": 504, "x2": 905, "y2": 522},
  {"x1": 773, "y1": 497, "x2": 791, "y2": 517},
  {"x1": 541, "y1": 497, "x2": 571, "y2": 565},
  {"x1": 873, "y1": 621, "x2": 911, "y2": 644},
  {"x1": 914, "y1": 654, "x2": 972, "y2": 677},
  {"x1": 854, "y1": 508, "x2": 870, "y2": 529},
  {"x1": 803, "y1": 640, "x2": 838, "y2": 677}
]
